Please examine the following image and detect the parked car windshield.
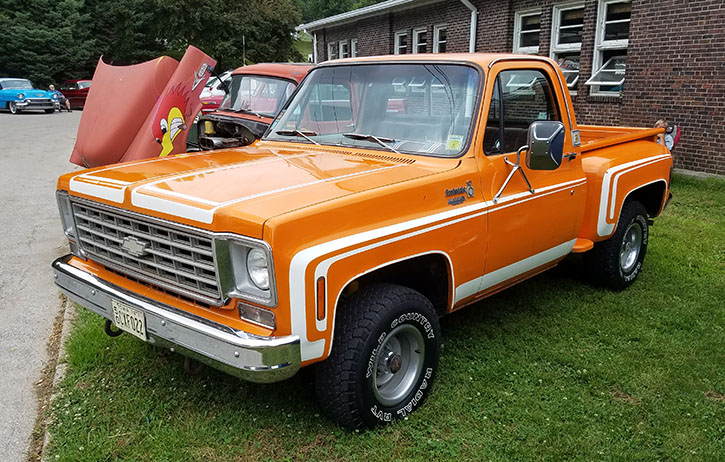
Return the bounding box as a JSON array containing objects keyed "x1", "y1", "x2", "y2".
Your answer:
[
  {"x1": 1, "y1": 79, "x2": 33, "y2": 90},
  {"x1": 220, "y1": 75, "x2": 298, "y2": 117},
  {"x1": 265, "y1": 63, "x2": 481, "y2": 157},
  {"x1": 62, "y1": 81, "x2": 91, "y2": 90}
]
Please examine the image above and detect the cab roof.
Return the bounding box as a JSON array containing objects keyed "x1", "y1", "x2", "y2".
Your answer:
[
  {"x1": 319, "y1": 53, "x2": 557, "y2": 69},
  {"x1": 231, "y1": 63, "x2": 313, "y2": 83}
]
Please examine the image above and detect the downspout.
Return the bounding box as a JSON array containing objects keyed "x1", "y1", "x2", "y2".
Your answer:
[
  {"x1": 312, "y1": 32, "x2": 318, "y2": 63},
  {"x1": 459, "y1": 0, "x2": 478, "y2": 53}
]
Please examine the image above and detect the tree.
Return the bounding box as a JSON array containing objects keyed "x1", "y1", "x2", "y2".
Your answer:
[
  {"x1": 298, "y1": 0, "x2": 383, "y2": 23},
  {"x1": 152, "y1": 0, "x2": 302, "y2": 70},
  {"x1": 0, "y1": 0, "x2": 304, "y2": 84},
  {"x1": 0, "y1": 0, "x2": 96, "y2": 85}
]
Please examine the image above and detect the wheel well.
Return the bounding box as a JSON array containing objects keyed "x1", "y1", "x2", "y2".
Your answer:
[
  {"x1": 340, "y1": 254, "x2": 451, "y2": 317},
  {"x1": 625, "y1": 180, "x2": 667, "y2": 218}
]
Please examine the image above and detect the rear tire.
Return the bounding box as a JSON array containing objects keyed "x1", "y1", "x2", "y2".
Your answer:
[
  {"x1": 315, "y1": 283, "x2": 440, "y2": 429},
  {"x1": 587, "y1": 200, "x2": 649, "y2": 290}
]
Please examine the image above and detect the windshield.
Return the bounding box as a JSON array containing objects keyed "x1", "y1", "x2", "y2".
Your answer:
[
  {"x1": 265, "y1": 64, "x2": 481, "y2": 157},
  {"x1": 1, "y1": 79, "x2": 33, "y2": 90},
  {"x1": 220, "y1": 75, "x2": 297, "y2": 117}
]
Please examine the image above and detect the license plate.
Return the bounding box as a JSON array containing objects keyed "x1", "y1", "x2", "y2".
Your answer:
[{"x1": 111, "y1": 299, "x2": 147, "y2": 341}]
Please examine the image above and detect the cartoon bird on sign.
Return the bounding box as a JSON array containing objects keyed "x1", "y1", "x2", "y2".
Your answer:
[{"x1": 152, "y1": 83, "x2": 191, "y2": 157}]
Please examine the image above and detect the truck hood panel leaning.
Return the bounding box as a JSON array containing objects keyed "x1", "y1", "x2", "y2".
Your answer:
[{"x1": 63, "y1": 143, "x2": 444, "y2": 238}]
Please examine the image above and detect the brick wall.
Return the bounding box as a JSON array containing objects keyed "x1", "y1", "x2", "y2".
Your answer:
[{"x1": 309, "y1": 0, "x2": 725, "y2": 174}]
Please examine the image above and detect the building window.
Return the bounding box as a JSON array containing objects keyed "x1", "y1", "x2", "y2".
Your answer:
[
  {"x1": 433, "y1": 25, "x2": 447, "y2": 53},
  {"x1": 413, "y1": 28, "x2": 428, "y2": 53},
  {"x1": 339, "y1": 41, "x2": 349, "y2": 59},
  {"x1": 327, "y1": 43, "x2": 338, "y2": 61},
  {"x1": 550, "y1": 2, "x2": 584, "y2": 93},
  {"x1": 586, "y1": 0, "x2": 631, "y2": 95},
  {"x1": 513, "y1": 10, "x2": 541, "y2": 54},
  {"x1": 394, "y1": 31, "x2": 409, "y2": 55},
  {"x1": 351, "y1": 39, "x2": 358, "y2": 57}
]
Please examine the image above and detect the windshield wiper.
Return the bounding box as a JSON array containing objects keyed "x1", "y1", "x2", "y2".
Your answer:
[
  {"x1": 275, "y1": 129, "x2": 320, "y2": 145},
  {"x1": 237, "y1": 108, "x2": 263, "y2": 118},
  {"x1": 342, "y1": 133, "x2": 400, "y2": 154}
]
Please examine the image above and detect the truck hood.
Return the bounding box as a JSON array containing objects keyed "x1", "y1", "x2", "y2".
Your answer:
[{"x1": 63, "y1": 141, "x2": 456, "y2": 238}]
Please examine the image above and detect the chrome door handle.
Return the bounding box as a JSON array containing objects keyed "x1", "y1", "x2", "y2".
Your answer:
[{"x1": 563, "y1": 152, "x2": 577, "y2": 161}]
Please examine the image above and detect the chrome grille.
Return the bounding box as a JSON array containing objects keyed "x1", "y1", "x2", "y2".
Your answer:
[{"x1": 72, "y1": 200, "x2": 222, "y2": 304}]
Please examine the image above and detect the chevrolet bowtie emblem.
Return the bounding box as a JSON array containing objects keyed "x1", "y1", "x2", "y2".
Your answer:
[{"x1": 121, "y1": 236, "x2": 149, "y2": 257}]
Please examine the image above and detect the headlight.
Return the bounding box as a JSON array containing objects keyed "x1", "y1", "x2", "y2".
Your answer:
[
  {"x1": 246, "y1": 248, "x2": 270, "y2": 289},
  {"x1": 17, "y1": 93, "x2": 24, "y2": 99},
  {"x1": 216, "y1": 237, "x2": 276, "y2": 306}
]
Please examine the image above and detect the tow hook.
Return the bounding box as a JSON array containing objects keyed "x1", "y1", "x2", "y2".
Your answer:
[
  {"x1": 183, "y1": 356, "x2": 206, "y2": 375},
  {"x1": 104, "y1": 319, "x2": 123, "y2": 337}
]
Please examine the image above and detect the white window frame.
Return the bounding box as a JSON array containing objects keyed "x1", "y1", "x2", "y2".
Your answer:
[
  {"x1": 412, "y1": 27, "x2": 428, "y2": 54},
  {"x1": 351, "y1": 39, "x2": 358, "y2": 57},
  {"x1": 586, "y1": 0, "x2": 631, "y2": 95},
  {"x1": 394, "y1": 31, "x2": 409, "y2": 55},
  {"x1": 339, "y1": 41, "x2": 349, "y2": 59},
  {"x1": 327, "y1": 42, "x2": 338, "y2": 61},
  {"x1": 513, "y1": 9, "x2": 541, "y2": 54},
  {"x1": 550, "y1": 2, "x2": 585, "y2": 94},
  {"x1": 433, "y1": 24, "x2": 447, "y2": 53}
]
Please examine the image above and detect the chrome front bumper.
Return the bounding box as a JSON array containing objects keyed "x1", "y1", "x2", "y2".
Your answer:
[
  {"x1": 17, "y1": 99, "x2": 55, "y2": 109},
  {"x1": 52, "y1": 255, "x2": 300, "y2": 383}
]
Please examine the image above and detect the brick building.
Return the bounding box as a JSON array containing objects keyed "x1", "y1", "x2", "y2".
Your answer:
[{"x1": 296, "y1": 0, "x2": 725, "y2": 175}]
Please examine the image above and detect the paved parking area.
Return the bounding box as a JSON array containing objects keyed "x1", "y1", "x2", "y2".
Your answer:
[{"x1": 0, "y1": 111, "x2": 81, "y2": 462}]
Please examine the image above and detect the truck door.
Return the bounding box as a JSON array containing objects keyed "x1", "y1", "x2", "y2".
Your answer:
[{"x1": 475, "y1": 62, "x2": 586, "y2": 294}]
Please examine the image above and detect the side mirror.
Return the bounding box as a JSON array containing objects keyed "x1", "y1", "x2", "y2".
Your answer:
[{"x1": 526, "y1": 121, "x2": 565, "y2": 170}]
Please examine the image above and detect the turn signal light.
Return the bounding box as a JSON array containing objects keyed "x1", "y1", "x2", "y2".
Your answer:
[{"x1": 238, "y1": 302, "x2": 275, "y2": 330}]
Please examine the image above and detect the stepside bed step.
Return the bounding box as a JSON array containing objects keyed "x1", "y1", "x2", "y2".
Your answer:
[{"x1": 572, "y1": 238, "x2": 594, "y2": 253}]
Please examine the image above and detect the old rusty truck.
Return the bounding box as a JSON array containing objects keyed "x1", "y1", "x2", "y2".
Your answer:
[{"x1": 52, "y1": 53, "x2": 672, "y2": 429}]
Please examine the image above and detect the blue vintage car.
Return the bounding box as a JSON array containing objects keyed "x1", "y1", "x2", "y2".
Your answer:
[{"x1": 0, "y1": 78, "x2": 59, "y2": 114}]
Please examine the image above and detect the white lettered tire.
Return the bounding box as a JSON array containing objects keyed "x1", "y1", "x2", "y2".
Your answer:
[
  {"x1": 587, "y1": 200, "x2": 649, "y2": 290},
  {"x1": 315, "y1": 283, "x2": 441, "y2": 429}
]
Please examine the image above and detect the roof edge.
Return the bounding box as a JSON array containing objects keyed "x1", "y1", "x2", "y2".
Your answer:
[{"x1": 295, "y1": 0, "x2": 443, "y2": 32}]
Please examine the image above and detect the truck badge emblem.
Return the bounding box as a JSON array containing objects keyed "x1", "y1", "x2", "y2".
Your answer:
[
  {"x1": 446, "y1": 181, "x2": 474, "y2": 206},
  {"x1": 121, "y1": 236, "x2": 149, "y2": 257},
  {"x1": 465, "y1": 181, "x2": 475, "y2": 198}
]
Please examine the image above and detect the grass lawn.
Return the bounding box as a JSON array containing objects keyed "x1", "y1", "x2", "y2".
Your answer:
[{"x1": 46, "y1": 174, "x2": 724, "y2": 461}]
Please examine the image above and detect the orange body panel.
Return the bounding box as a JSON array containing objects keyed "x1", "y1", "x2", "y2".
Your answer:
[{"x1": 57, "y1": 54, "x2": 672, "y2": 366}]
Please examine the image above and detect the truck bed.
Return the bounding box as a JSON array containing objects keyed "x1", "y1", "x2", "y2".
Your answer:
[{"x1": 579, "y1": 125, "x2": 663, "y2": 153}]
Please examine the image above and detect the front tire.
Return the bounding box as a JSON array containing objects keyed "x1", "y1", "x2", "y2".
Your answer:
[
  {"x1": 9, "y1": 102, "x2": 19, "y2": 114},
  {"x1": 315, "y1": 283, "x2": 441, "y2": 429},
  {"x1": 45, "y1": 108, "x2": 55, "y2": 113},
  {"x1": 587, "y1": 200, "x2": 649, "y2": 290}
]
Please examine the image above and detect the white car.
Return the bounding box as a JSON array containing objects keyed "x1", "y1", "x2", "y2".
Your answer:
[{"x1": 200, "y1": 70, "x2": 232, "y2": 100}]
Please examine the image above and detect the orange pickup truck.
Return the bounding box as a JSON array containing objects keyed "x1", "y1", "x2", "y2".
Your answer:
[{"x1": 52, "y1": 53, "x2": 672, "y2": 429}]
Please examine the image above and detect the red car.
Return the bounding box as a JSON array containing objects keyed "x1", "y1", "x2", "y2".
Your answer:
[
  {"x1": 190, "y1": 63, "x2": 313, "y2": 151},
  {"x1": 60, "y1": 79, "x2": 92, "y2": 109}
]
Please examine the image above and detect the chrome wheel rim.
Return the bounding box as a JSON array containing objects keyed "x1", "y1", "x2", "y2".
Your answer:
[
  {"x1": 372, "y1": 324, "x2": 425, "y2": 407},
  {"x1": 620, "y1": 222, "x2": 642, "y2": 273},
  {"x1": 9, "y1": 102, "x2": 17, "y2": 114}
]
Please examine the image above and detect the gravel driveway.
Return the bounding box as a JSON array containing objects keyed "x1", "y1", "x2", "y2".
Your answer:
[{"x1": 0, "y1": 111, "x2": 81, "y2": 462}]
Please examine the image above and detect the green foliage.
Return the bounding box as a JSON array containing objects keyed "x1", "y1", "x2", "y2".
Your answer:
[
  {"x1": 0, "y1": 0, "x2": 303, "y2": 86},
  {"x1": 298, "y1": 0, "x2": 384, "y2": 23},
  {"x1": 46, "y1": 174, "x2": 725, "y2": 461},
  {"x1": 0, "y1": 0, "x2": 96, "y2": 85}
]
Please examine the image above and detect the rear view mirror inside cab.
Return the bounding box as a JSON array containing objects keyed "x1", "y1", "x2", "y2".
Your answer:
[{"x1": 526, "y1": 121, "x2": 565, "y2": 170}]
